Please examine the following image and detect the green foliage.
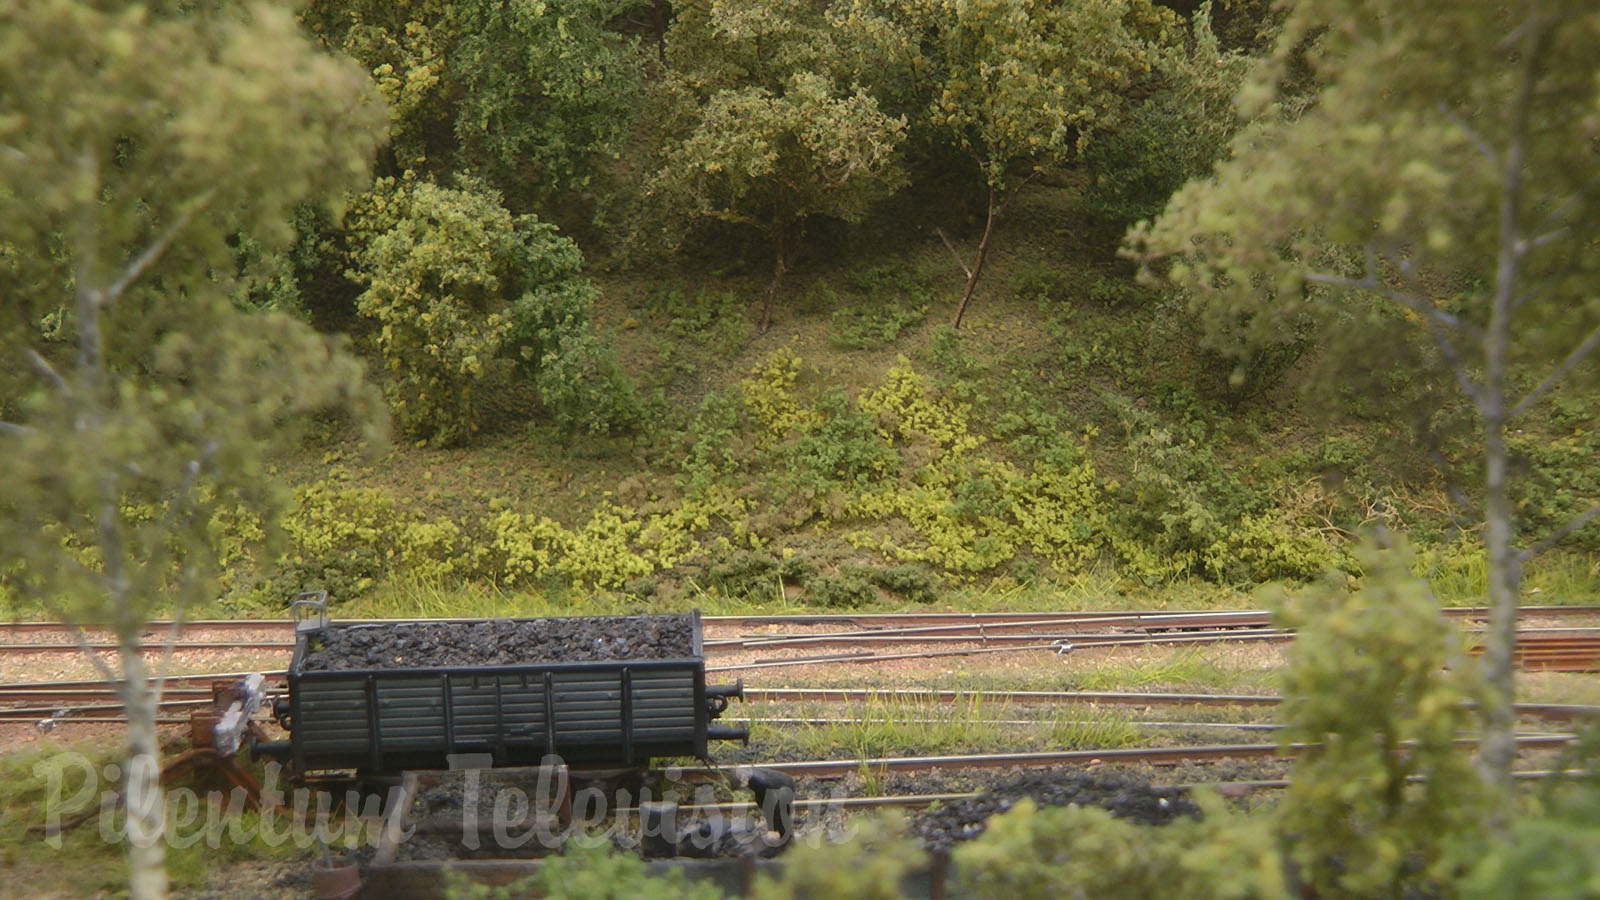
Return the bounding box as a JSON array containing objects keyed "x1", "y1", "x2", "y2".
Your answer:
[
  {"x1": 859, "y1": 357, "x2": 984, "y2": 454},
  {"x1": 1101, "y1": 395, "x2": 1339, "y2": 583},
  {"x1": 650, "y1": 68, "x2": 908, "y2": 245},
  {"x1": 800, "y1": 562, "x2": 943, "y2": 608},
  {"x1": 805, "y1": 566, "x2": 880, "y2": 608},
  {"x1": 650, "y1": 286, "x2": 751, "y2": 358},
  {"x1": 831, "y1": 300, "x2": 929, "y2": 351},
  {"x1": 349, "y1": 176, "x2": 632, "y2": 444},
  {"x1": 272, "y1": 481, "x2": 481, "y2": 599},
  {"x1": 0, "y1": 2, "x2": 386, "y2": 892},
  {"x1": 838, "y1": 0, "x2": 1176, "y2": 316},
  {"x1": 350, "y1": 177, "x2": 520, "y2": 444},
  {"x1": 748, "y1": 815, "x2": 924, "y2": 900},
  {"x1": 450, "y1": 0, "x2": 641, "y2": 204},
  {"x1": 842, "y1": 0, "x2": 1175, "y2": 188},
  {"x1": 1510, "y1": 426, "x2": 1600, "y2": 554},
  {"x1": 0, "y1": 0, "x2": 387, "y2": 621},
  {"x1": 740, "y1": 348, "x2": 824, "y2": 448},
  {"x1": 679, "y1": 390, "x2": 748, "y2": 488},
  {"x1": 649, "y1": 2, "x2": 908, "y2": 321},
  {"x1": 1131, "y1": 1, "x2": 1600, "y2": 360},
  {"x1": 777, "y1": 390, "x2": 901, "y2": 487},
  {"x1": 445, "y1": 840, "x2": 723, "y2": 900},
  {"x1": 303, "y1": 0, "x2": 639, "y2": 206},
  {"x1": 957, "y1": 793, "x2": 1287, "y2": 900},
  {"x1": 870, "y1": 564, "x2": 941, "y2": 604},
  {"x1": 228, "y1": 231, "x2": 304, "y2": 316},
  {"x1": 1129, "y1": 0, "x2": 1600, "y2": 790},
  {"x1": 707, "y1": 549, "x2": 814, "y2": 601},
  {"x1": 300, "y1": 0, "x2": 452, "y2": 171},
  {"x1": 830, "y1": 261, "x2": 934, "y2": 349},
  {"x1": 1274, "y1": 545, "x2": 1485, "y2": 899},
  {"x1": 1461, "y1": 730, "x2": 1600, "y2": 899},
  {"x1": 1081, "y1": 4, "x2": 1249, "y2": 230}
]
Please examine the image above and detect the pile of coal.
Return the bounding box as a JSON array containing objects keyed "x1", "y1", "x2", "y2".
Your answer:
[
  {"x1": 298, "y1": 614, "x2": 695, "y2": 671},
  {"x1": 912, "y1": 769, "x2": 1199, "y2": 850}
]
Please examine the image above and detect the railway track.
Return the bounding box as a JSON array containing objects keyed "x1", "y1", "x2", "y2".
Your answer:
[
  {"x1": 2, "y1": 608, "x2": 1596, "y2": 671},
  {"x1": 2, "y1": 605, "x2": 1597, "y2": 730},
  {"x1": 678, "y1": 733, "x2": 1578, "y2": 780},
  {"x1": 5, "y1": 680, "x2": 1594, "y2": 728},
  {"x1": 3, "y1": 604, "x2": 1594, "y2": 636},
  {"x1": 5, "y1": 629, "x2": 1594, "y2": 672},
  {"x1": 610, "y1": 767, "x2": 1590, "y2": 818}
]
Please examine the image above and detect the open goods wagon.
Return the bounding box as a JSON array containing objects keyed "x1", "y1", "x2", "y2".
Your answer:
[{"x1": 266, "y1": 603, "x2": 747, "y2": 773}]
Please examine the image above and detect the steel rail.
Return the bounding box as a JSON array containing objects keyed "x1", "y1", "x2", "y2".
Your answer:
[
  {"x1": 1, "y1": 604, "x2": 1593, "y2": 634},
  {"x1": 742, "y1": 687, "x2": 1600, "y2": 723},
  {"x1": 4, "y1": 683, "x2": 1593, "y2": 726},
  {"x1": 732, "y1": 716, "x2": 1281, "y2": 730},
  {"x1": 0, "y1": 640, "x2": 295, "y2": 655},
  {"x1": 1, "y1": 628, "x2": 1593, "y2": 659},
  {"x1": 676, "y1": 734, "x2": 1575, "y2": 779}
]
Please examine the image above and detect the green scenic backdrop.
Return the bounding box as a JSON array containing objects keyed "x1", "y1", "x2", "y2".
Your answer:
[{"x1": 15, "y1": 0, "x2": 1577, "y2": 620}]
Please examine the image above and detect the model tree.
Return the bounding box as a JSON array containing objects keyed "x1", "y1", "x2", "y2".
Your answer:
[{"x1": 0, "y1": 2, "x2": 385, "y2": 894}]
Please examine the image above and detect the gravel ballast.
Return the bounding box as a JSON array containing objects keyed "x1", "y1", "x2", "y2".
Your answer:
[
  {"x1": 912, "y1": 769, "x2": 1199, "y2": 850},
  {"x1": 297, "y1": 614, "x2": 697, "y2": 671}
]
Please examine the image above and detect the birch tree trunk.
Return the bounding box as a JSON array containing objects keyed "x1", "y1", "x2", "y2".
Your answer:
[
  {"x1": 118, "y1": 650, "x2": 168, "y2": 899},
  {"x1": 1476, "y1": 8, "x2": 1542, "y2": 797}
]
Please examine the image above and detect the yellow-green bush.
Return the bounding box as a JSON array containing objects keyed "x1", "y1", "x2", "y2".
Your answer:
[
  {"x1": 858, "y1": 356, "x2": 984, "y2": 455},
  {"x1": 740, "y1": 347, "x2": 822, "y2": 448}
]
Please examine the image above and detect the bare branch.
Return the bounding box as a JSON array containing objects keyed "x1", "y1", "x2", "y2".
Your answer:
[
  {"x1": 1516, "y1": 227, "x2": 1570, "y2": 257},
  {"x1": 26, "y1": 348, "x2": 69, "y2": 394},
  {"x1": 1304, "y1": 270, "x2": 1476, "y2": 335},
  {"x1": 1538, "y1": 173, "x2": 1600, "y2": 233},
  {"x1": 935, "y1": 228, "x2": 972, "y2": 279},
  {"x1": 1510, "y1": 321, "x2": 1600, "y2": 418},
  {"x1": 991, "y1": 169, "x2": 1043, "y2": 218},
  {"x1": 1304, "y1": 251, "x2": 1487, "y2": 409},
  {"x1": 103, "y1": 188, "x2": 216, "y2": 305},
  {"x1": 0, "y1": 144, "x2": 24, "y2": 163},
  {"x1": 1430, "y1": 327, "x2": 1487, "y2": 413},
  {"x1": 0, "y1": 421, "x2": 33, "y2": 437},
  {"x1": 62, "y1": 620, "x2": 122, "y2": 686},
  {"x1": 1438, "y1": 103, "x2": 1498, "y2": 166},
  {"x1": 13, "y1": 581, "x2": 121, "y2": 685},
  {"x1": 1518, "y1": 501, "x2": 1600, "y2": 563},
  {"x1": 149, "y1": 442, "x2": 218, "y2": 690}
]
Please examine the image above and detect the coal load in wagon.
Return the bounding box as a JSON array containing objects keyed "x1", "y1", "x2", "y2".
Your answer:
[
  {"x1": 272, "y1": 612, "x2": 746, "y2": 772},
  {"x1": 299, "y1": 615, "x2": 696, "y2": 671}
]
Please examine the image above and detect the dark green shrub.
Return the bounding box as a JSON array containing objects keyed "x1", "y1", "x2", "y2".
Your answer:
[
  {"x1": 775, "y1": 390, "x2": 899, "y2": 486},
  {"x1": 870, "y1": 565, "x2": 941, "y2": 604},
  {"x1": 805, "y1": 566, "x2": 878, "y2": 607},
  {"x1": 1080, "y1": 6, "x2": 1249, "y2": 231},
  {"x1": 707, "y1": 549, "x2": 813, "y2": 600}
]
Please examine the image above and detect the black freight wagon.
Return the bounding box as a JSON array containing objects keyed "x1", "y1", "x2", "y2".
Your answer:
[{"x1": 267, "y1": 605, "x2": 746, "y2": 773}]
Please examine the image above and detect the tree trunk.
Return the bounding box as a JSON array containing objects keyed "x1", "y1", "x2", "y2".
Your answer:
[
  {"x1": 73, "y1": 185, "x2": 169, "y2": 895},
  {"x1": 1476, "y1": 6, "x2": 1540, "y2": 804},
  {"x1": 119, "y1": 645, "x2": 169, "y2": 900},
  {"x1": 760, "y1": 220, "x2": 786, "y2": 335},
  {"x1": 951, "y1": 185, "x2": 997, "y2": 330}
]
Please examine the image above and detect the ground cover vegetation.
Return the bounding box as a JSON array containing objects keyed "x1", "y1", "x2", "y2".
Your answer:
[{"x1": 3, "y1": 0, "x2": 1600, "y2": 896}]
